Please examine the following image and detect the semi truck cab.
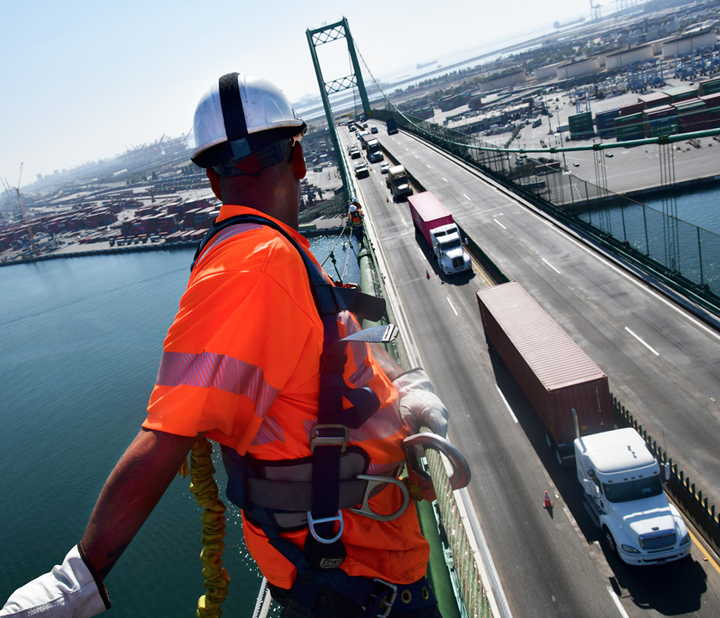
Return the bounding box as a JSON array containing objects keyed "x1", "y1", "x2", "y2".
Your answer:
[
  {"x1": 574, "y1": 428, "x2": 690, "y2": 565},
  {"x1": 429, "y1": 224, "x2": 470, "y2": 274}
]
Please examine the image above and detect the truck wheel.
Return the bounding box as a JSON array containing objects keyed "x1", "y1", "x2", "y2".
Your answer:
[{"x1": 603, "y1": 527, "x2": 618, "y2": 555}]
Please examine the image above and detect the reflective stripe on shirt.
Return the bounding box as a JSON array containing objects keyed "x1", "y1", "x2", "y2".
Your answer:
[{"x1": 156, "y1": 350, "x2": 279, "y2": 419}]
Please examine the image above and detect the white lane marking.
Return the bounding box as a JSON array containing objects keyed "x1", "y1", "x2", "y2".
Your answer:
[
  {"x1": 510, "y1": 190, "x2": 720, "y2": 343},
  {"x1": 625, "y1": 327, "x2": 660, "y2": 356},
  {"x1": 418, "y1": 247, "x2": 425, "y2": 258},
  {"x1": 542, "y1": 258, "x2": 560, "y2": 274},
  {"x1": 447, "y1": 297, "x2": 458, "y2": 316},
  {"x1": 606, "y1": 585, "x2": 630, "y2": 618},
  {"x1": 464, "y1": 193, "x2": 472, "y2": 201},
  {"x1": 494, "y1": 219, "x2": 507, "y2": 230},
  {"x1": 442, "y1": 177, "x2": 448, "y2": 182},
  {"x1": 495, "y1": 386, "x2": 518, "y2": 423}
]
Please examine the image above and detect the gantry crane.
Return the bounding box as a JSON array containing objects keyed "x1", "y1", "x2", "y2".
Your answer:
[{"x1": 12, "y1": 163, "x2": 38, "y2": 254}]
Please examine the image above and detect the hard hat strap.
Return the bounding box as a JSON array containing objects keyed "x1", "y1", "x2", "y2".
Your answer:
[{"x1": 219, "y1": 72, "x2": 248, "y2": 142}]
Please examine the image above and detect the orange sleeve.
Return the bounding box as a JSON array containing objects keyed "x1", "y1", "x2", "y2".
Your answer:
[{"x1": 143, "y1": 232, "x2": 322, "y2": 455}]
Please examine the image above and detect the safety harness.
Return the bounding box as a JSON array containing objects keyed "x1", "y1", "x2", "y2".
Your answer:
[{"x1": 191, "y1": 214, "x2": 433, "y2": 617}]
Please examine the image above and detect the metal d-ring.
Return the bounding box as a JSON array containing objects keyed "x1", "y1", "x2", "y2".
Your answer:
[{"x1": 348, "y1": 475, "x2": 410, "y2": 521}]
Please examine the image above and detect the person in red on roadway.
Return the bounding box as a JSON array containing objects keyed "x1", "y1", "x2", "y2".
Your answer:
[{"x1": 2, "y1": 72, "x2": 449, "y2": 618}]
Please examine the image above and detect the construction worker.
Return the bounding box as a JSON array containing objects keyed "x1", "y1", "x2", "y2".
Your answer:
[{"x1": 2, "y1": 73, "x2": 448, "y2": 618}]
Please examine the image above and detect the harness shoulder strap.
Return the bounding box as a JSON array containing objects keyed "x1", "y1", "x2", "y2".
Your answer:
[{"x1": 192, "y1": 213, "x2": 385, "y2": 322}]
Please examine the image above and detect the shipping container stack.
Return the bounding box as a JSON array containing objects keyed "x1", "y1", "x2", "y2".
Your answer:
[
  {"x1": 644, "y1": 104, "x2": 679, "y2": 138},
  {"x1": 568, "y1": 111, "x2": 595, "y2": 140},
  {"x1": 595, "y1": 108, "x2": 621, "y2": 139},
  {"x1": 674, "y1": 98, "x2": 709, "y2": 132},
  {"x1": 614, "y1": 112, "x2": 645, "y2": 141}
]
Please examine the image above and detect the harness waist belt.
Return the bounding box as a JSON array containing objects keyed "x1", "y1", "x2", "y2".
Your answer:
[{"x1": 245, "y1": 477, "x2": 373, "y2": 512}]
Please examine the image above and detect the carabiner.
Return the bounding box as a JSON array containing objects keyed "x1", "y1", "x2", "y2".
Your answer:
[
  {"x1": 348, "y1": 475, "x2": 410, "y2": 521},
  {"x1": 402, "y1": 433, "x2": 471, "y2": 502}
]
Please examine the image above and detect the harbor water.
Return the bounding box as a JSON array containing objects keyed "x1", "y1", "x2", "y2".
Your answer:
[
  {"x1": 0, "y1": 234, "x2": 359, "y2": 617},
  {"x1": 579, "y1": 183, "x2": 720, "y2": 292}
]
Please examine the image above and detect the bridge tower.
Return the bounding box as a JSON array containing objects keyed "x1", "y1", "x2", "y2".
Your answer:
[{"x1": 306, "y1": 18, "x2": 371, "y2": 201}]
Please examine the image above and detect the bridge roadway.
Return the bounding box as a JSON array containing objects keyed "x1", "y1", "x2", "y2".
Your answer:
[{"x1": 338, "y1": 123, "x2": 720, "y2": 618}]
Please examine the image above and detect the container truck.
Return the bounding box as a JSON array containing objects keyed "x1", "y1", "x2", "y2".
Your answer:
[
  {"x1": 408, "y1": 191, "x2": 471, "y2": 275},
  {"x1": 477, "y1": 281, "x2": 690, "y2": 564},
  {"x1": 575, "y1": 426, "x2": 691, "y2": 565},
  {"x1": 476, "y1": 281, "x2": 613, "y2": 465},
  {"x1": 386, "y1": 165, "x2": 414, "y2": 201},
  {"x1": 366, "y1": 138, "x2": 384, "y2": 163}
]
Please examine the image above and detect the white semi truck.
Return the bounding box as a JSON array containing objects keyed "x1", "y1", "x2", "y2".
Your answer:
[{"x1": 574, "y1": 426, "x2": 691, "y2": 565}]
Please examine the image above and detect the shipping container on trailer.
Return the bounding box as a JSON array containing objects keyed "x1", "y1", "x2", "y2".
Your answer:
[{"x1": 476, "y1": 281, "x2": 614, "y2": 465}]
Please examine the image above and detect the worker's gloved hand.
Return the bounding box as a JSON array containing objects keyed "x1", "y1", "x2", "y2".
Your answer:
[
  {"x1": 393, "y1": 368, "x2": 449, "y2": 438},
  {"x1": 1, "y1": 545, "x2": 109, "y2": 618}
]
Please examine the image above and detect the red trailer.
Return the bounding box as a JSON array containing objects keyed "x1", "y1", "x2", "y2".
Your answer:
[
  {"x1": 407, "y1": 191, "x2": 454, "y2": 247},
  {"x1": 477, "y1": 281, "x2": 613, "y2": 465}
]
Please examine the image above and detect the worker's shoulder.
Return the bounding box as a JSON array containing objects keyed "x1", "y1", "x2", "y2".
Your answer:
[{"x1": 195, "y1": 222, "x2": 310, "y2": 280}]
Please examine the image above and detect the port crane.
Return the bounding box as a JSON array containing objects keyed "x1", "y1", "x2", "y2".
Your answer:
[
  {"x1": 589, "y1": 0, "x2": 602, "y2": 21},
  {"x1": 4, "y1": 163, "x2": 38, "y2": 255}
]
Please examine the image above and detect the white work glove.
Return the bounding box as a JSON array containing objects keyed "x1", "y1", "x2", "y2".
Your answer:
[
  {"x1": 1, "y1": 545, "x2": 109, "y2": 618},
  {"x1": 393, "y1": 368, "x2": 449, "y2": 438}
]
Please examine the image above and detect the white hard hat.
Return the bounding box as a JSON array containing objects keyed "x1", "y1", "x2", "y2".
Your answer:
[
  {"x1": 349, "y1": 204, "x2": 357, "y2": 212},
  {"x1": 192, "y1": 72, "x2": 306, "y2": 168}
]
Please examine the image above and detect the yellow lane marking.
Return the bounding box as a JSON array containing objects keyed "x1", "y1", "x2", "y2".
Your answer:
[
  {"x1": 470, "y1": 255, "x2": 494, "y2": 287},
  {"x1": 689, "y1": 529, "x2": 720, "y2": 576}
]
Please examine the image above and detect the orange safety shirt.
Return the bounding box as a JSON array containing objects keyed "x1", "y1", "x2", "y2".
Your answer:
[{"x1": 143, "y1": 205, "x2": 429, "y2": 588}]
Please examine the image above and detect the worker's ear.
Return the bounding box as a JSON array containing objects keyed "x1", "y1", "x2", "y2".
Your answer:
[
  {"x1": 206, "y1": 168, "x2": 222, "y2": 199},
  {"x1": 291, "y1": 142, "x2": 306, "y2": 180}
]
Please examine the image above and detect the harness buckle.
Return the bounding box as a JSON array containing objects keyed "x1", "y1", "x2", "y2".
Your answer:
[
  {"x1": 365, "y1": 579, "x2": 398, "y2": 618},
  {"x1": 310, "y1": 424, "x2": 348, "y2": 453},
  {"x1": 348, "y1": 475, "x2": 410, "y2": 522},
  {"x1": 307, "y1": 510, "x2": 344, "y2": 544}
]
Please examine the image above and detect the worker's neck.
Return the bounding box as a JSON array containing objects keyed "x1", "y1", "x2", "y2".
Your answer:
[{"x1": 220, "y1": 175, "x2": 299, "y2": 230}]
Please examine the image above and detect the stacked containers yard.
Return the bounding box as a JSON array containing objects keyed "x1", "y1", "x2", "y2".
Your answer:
[
  {"x1": 639, "y1": 91, "x2": 671, "y2": 110},
  {"x1": 595, "y1": 108, "x2": 620, "y2": 139},
  {"x1": 674, "y1": 98, "x2": 709, "y2": 132},
  {"x1": 701, "y1": 92, "x2": 720, "y2": 126},
  {"x1": 643, "y1": 104, "x2": 679, "y2": 137},
  {"x1": 615, "y1": 112, "x2": 645, "y2": 141},
  {"x1": 699, "y1": 77, "x2": 720, "y2": 96},
  {"x1": 663, "y1": 85, "x2": 698, "y2": 103},
  {"x1": 476, "y1": 281, "x2": 613, "y2": 464},
  {"x1": 568, "y1": 111, "x2": 594, "y2": 140}
]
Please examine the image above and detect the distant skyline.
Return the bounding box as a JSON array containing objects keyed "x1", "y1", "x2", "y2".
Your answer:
[{"x1": 1, "y1": 0, "x2": 595, "y2": 187}]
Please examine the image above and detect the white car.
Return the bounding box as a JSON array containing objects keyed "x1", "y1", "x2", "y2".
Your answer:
[{"x1": 380, "y1": 162, "x2": 390, "y2": 174}]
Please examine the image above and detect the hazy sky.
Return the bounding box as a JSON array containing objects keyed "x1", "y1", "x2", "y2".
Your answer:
[{"x1": 1, "y1": 0, "x2": 590, "y2": 186}]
